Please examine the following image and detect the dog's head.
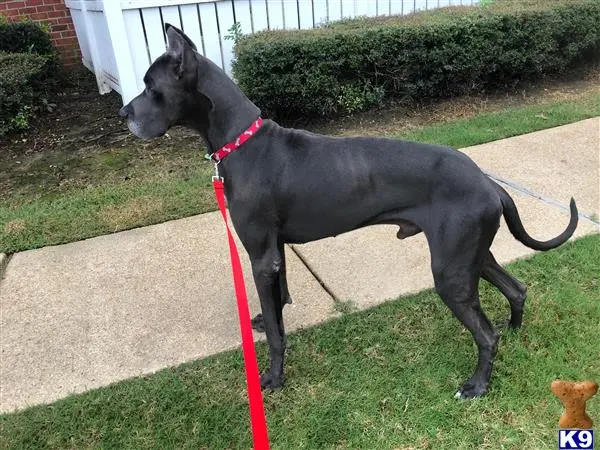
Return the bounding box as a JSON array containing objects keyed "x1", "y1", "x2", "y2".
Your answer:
[{"x1": 119, "y1": 24, "x2": 203, "y2": 139}]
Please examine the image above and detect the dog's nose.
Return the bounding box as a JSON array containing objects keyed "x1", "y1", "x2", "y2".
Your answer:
[{"x1": 119, "y1": 104, "x2": 131, "y2": 118}]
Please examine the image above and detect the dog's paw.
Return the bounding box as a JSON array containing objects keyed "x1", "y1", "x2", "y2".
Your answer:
[
  {"x1": 251, "y1": 313, "x2": 265, "y2": 332},
  {"x1": 260, "y1": 370, "x2": 283, "y2": 392},
  {"x1": 508, "y1": 315, "x2": 523, "y2": 331},
  {"x1": 455, "y1": 381, "x2": 489, "y2": 399}
]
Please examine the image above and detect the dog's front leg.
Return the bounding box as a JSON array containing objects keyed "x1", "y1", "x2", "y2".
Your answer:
[
  {"x1": 278, "y1": 242, "x2": 292, "y2": 305},
  {"x1": 252, "y1": 240, "x2": 291, "y2": 332},
  {"x1": 250, "y1": 245, "x2": 286, "y2": 391}
]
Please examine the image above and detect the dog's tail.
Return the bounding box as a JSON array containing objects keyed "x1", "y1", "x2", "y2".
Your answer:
[{"x1": 493, "y1": 182, "x2": 578, "y2": 251}]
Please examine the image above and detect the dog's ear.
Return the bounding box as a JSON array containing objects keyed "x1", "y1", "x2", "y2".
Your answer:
[
  {"x1": 165, "y1": 23, "x2": 197, "y2": 79},
  {"x1": 165, "y1": 24, "x2": 197, "y2": 52}
]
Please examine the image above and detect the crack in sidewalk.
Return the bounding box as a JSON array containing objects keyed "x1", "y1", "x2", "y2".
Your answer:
[
  {"x1": 287, "y1": 244, "x2": 339, "y2": 303},
  {"x1": 484, "y1": 170, "x2": 599, "y2": 226}
]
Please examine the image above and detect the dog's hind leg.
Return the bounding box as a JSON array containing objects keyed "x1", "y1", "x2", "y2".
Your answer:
[
  {"x1": 252, "y1": 239, "x2": 291, "y2": 333},
  {"x1": 435, "y1": 269, "x2": 498, "y2": 398},
  {"x1": 481, "y1": 251, "x2": 527, "y2": 329},
  {"x1": 428, "y1": 211, "x2": 500, "y2": 398}
]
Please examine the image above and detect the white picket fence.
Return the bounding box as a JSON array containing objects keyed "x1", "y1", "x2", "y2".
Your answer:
[{"x1": 65, "y1": 0, "x2": 478, "y2": 104}]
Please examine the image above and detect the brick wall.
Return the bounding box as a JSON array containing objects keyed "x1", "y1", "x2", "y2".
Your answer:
[{"x1": 1, "y1": 0, "x2": 81, "y2": 67}]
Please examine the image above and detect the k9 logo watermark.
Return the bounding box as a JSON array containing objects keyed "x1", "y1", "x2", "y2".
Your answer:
[{"x1": 558, "y1": 429, "x2": 594, "y2": 450}]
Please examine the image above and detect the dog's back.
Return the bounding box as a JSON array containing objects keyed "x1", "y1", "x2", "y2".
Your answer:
[{"x1": 234, "y1": 120, "x2": 496, "y2": 243}]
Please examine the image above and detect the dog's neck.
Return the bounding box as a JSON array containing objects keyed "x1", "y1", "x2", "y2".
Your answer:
[{"x1": 193, "y1": 56, "x2": 261, "y2": 154}]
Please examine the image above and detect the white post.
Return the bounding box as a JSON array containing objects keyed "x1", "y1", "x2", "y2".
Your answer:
[
  {"x1": 76, "y1": 0, "x2": 111, "y2": 95},
  {"x1": 102, "y1": 0, "x2": 142, "y2": 104}
]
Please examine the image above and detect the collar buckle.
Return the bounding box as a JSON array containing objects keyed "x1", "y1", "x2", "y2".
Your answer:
[{"x1": 212, "y1": 159, "x2": 223, "y2": 181}]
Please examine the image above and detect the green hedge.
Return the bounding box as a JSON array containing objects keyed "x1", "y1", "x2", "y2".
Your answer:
[
  {"x1": 0, "y1": 21, "x2": 60, "y2": 136},
  {"x1": 0, "y1": 52, "x2": 53, "y2": 135},
  {"x1": 0, "y1": 20, "x2": 55, "y2": 55},
  {"x1": 232, "y1": 0, "x2": 600, "y2": 119}
]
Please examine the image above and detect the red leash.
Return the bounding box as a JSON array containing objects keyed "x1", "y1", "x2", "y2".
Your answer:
[{"x1": 213, "y1": 177, "x2": 270, "y2": 450}]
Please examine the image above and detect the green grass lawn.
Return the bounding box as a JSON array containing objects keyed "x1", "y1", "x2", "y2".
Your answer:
[
  {"x1": 1, "y1": 94, "x2": 599, "y2": 254},
  {"x1": 1, "y1": 234, "x2": 599, "y2": 449},
  {"x1": 397, "y1": 93, "x2": 600, "y2": 148}
]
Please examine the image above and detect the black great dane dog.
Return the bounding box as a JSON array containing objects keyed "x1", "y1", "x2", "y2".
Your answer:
[{"x1": 119, "y1": 24, "x2": 578, "y2": 399}]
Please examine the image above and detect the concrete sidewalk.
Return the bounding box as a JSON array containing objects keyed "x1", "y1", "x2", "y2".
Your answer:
[{"x1": 1, "y1": 118, "x2": 598, "y2": 413}]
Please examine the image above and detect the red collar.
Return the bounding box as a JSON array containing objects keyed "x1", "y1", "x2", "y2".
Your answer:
[{"x1": 210, "y1": 118, "x2": 263, "y2": 162}]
